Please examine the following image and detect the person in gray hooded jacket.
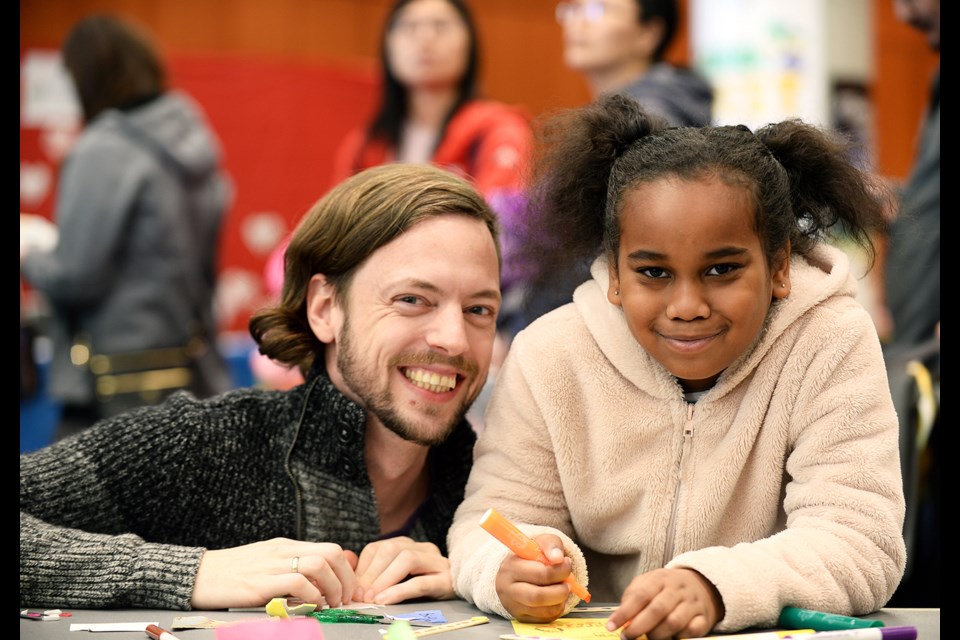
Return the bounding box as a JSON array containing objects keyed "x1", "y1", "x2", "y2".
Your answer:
[
  {"x1": 556, "y1": 0, "x2": 712, "y2": 127},
  {"x1": 509, "y1": 1, "x2": 714, "y2": 341},
  {"x1": 21, "y1": 14, "x2": 232, "y2": 438}
]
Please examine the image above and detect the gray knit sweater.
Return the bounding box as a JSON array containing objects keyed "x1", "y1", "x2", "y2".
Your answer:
[{"x1": 19, "y1": 367, "x2": 476, "y2": 609}]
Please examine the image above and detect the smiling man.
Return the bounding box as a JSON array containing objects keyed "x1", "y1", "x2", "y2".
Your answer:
[{"x1": 20, "y1": 163, "x2": 501, "y2": 611}]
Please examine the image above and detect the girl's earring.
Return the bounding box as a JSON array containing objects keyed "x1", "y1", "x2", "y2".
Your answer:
[{"x1": 615, "y1": 289, "x2": 620, "y2": 296}]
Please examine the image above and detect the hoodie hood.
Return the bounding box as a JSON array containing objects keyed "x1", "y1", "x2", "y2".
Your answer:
[
  {"x1": 618, "y1": 62, "x2": 714, "y2": 127},
  {"x1": 573, "y1": 244, "x2": 859, "y2": 400},
  {"x1": 101, "y1": 90, "x2": 223, "y2": 181}
]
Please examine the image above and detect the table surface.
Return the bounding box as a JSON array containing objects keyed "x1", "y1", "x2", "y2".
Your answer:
[{"x1": 18, "y1": 601, "x2": 940, "y2": 639}]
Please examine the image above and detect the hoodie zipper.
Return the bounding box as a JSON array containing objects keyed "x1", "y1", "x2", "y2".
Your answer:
[{"x1": 662, "y1": 402, "x2": 695, "y2": 566}]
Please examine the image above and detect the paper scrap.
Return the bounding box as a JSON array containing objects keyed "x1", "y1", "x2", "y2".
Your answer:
[
  {"x1": 21, "y1": 609, "x2": 68, "y2": 621},
  {"x1": 69, "y1": 621, "x2": 157, "y2": 632},
  {"x1": 265, "y1": 597, "x2": 318, "y2": 617},
  {"x1": 386, "y1": 620, "x2": 416, "y2": 640},
  {"x1": 511, "y1": 618, "x2": 621, "y2": 639},
  {"x1": 390, "y1": 610, "x2": 446, "y2": 624},
  {"x1": 172, "y1": 615, "x2": 232, "y2": 629}
]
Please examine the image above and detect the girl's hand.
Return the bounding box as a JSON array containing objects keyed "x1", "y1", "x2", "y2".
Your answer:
[
  {"x1": 605, "y1": 568, "x2": 724, "y2": 640},
  {"x1": 190, "y1": 538, "x2": 357, "y2": 610},
  {"x1": 495, "y1": 533, "x2": 574, "y2": 622}
]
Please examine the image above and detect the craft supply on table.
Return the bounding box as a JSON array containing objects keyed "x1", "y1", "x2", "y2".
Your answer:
[
  {"x1": 21, "y1": 609, "x2": 70, "y2": 621},
  {"x1": 382, "y1": 616, "x2": 490, "y2": 638},
  {"x1": 778, "y1": 607, "x2": 884, "y2": 631},
  {"x1": 146, "y1": 624, "x2": 184, "y2": 640},
  {"x1": 782, "y1": 627, "x2": 917, "y2": 640},
  {"x1": 265, "y1": 597, "x2": 318, "y2": 618},
  {"x1": 215, "y1": 617, "x2": 323, "y2": 640}
]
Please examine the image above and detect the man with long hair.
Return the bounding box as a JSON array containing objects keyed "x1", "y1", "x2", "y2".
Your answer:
[{"x1": 21, "y1": 163, "x2": 502, "y2": 610}]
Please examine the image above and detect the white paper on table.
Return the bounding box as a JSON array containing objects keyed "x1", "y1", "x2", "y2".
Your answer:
[{"x1": 69, "y1": 621, "x2": 158, "y2": 632}]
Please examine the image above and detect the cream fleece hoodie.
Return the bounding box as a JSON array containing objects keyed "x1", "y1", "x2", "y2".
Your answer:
[{"x1": 448, "y1": 244, "x2": 906, "y2": 632}]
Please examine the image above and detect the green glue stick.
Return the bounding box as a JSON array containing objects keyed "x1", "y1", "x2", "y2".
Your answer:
[{"x1": 779, "y1": 607, "x2": 885, "y2": 631}]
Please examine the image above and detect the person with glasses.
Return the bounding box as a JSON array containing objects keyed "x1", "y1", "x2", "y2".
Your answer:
[
  {"x1": 505, "y1": 0, "x2": 716, "y2": 342},
  {"x1": 556, "y1": 0, "x2": 712, "y2": 127}
]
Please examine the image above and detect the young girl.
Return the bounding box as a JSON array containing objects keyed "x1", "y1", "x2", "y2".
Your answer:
[{"x1": 447, "y1": 94, "x2": 906, "y2": 639}]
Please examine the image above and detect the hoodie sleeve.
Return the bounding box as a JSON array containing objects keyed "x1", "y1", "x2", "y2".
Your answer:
[
  {"x1": 448, "y1": 332, "x2": 589, "y2": 619},
  {"x1": 667, "y1": 303, "x2": 906, "y2": 631}
]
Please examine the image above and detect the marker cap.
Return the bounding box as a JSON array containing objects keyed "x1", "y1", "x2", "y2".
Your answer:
[{"x1": 878, "y1": 626, "x2": 919, "y2": 640}]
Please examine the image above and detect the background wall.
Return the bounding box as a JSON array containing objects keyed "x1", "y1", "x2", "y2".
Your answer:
[
  {"x1": 20, "y1": 0, "x2": 938, "y2": 336},
  {"x1": 20, "y1": 0, "x2": 699, "y2": 115}
]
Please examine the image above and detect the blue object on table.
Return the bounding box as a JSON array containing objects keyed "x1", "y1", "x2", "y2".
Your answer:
[{"x1": 392, "y1": 610, "x2": 447, "y2": 624}]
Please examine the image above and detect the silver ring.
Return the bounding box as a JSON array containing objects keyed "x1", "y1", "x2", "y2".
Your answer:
[{"x1": 291, "y1": 556, "x2": 300, "y2": 573}]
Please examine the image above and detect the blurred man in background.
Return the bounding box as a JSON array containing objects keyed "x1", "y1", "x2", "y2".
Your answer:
[
  {"x1": 879, "y1": 0, "x2": 939, "y2": 609},
  {"x1": 556, "y1": 0, "x2": 712, "y2": 126}
]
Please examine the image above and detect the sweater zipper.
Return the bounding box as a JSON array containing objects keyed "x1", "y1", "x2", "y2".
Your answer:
[
  {"x1": 662, "y1": 402, "x2": 695, "y2": 566},
  {"x1": 284, "y1": 375, "x2": 322, "y2": 540}
]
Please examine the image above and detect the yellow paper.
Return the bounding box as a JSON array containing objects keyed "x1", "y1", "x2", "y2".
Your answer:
[
  {"x1": 511, "y1": 618, "x2": 622, "y2": 639},
  {"x1": 264, "y1": 598, "x2": 289, "y2": 618}
]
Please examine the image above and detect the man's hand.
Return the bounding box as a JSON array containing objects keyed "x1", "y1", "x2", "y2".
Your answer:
[
  {"x1": 190, "y1": 538, "x2": 357, "y2": 610},
  {"x1": 352, "y1": 536, "x2": 453, "y2": 604},
  {"x1": 605, "y1": 568, "x2": 724, "y2": 640},
  {"x1": 495, "y1": 533, "x2": 572, "y2": 623}
]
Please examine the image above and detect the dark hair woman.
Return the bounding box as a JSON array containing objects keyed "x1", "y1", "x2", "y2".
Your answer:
[{"x1": 332, "y1": 0, "x2": 531, "y2": 202}]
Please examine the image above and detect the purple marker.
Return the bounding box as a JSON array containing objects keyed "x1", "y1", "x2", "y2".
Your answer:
[{"x1": 783, "y1": 626, "x2": 917, "y2": 640}]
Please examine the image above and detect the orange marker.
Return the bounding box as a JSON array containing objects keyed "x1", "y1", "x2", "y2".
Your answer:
[{"x1": 479, "y1": 507, "x2": 591, "y2": 602}]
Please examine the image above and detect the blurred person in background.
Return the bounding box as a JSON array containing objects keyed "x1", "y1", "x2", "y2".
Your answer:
[
  {"x1": 874, "y1": 0, "x2": 939, "y2": 608},
  {"x1": 556, "y1": 0, "x2": 712, "y2": 126},
  {"x1": 875, "y1": 0, "x2": 939, "y2": 350},
  {"x1": 256, "y1": 0, "x2": 531, "y2": 416},
  {"x1": 20, "y1": 14, "x2": 233, "y2": 440},
  {"x1": 504, "y1": 0, "x2": 717, "y2": 345},
  {"x1": 331, "y1": 0, "x2": 530, "y2": 204},
  {"x1": 334, "y1": 0, "x2": 533, "y2": 331}
]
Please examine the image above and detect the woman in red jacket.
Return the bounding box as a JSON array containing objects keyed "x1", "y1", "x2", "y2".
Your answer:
[
  {"x1": 332, "y1": 0, "x2": 531, "y2": 204},
  {"x1": 255, "y1": 0, "x2": 533, "y2": 395}
]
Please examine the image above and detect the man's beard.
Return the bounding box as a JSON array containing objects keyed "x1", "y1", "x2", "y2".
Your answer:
[{"x1": 336, "y1": 317, "x2": 480, "y2": 446}]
